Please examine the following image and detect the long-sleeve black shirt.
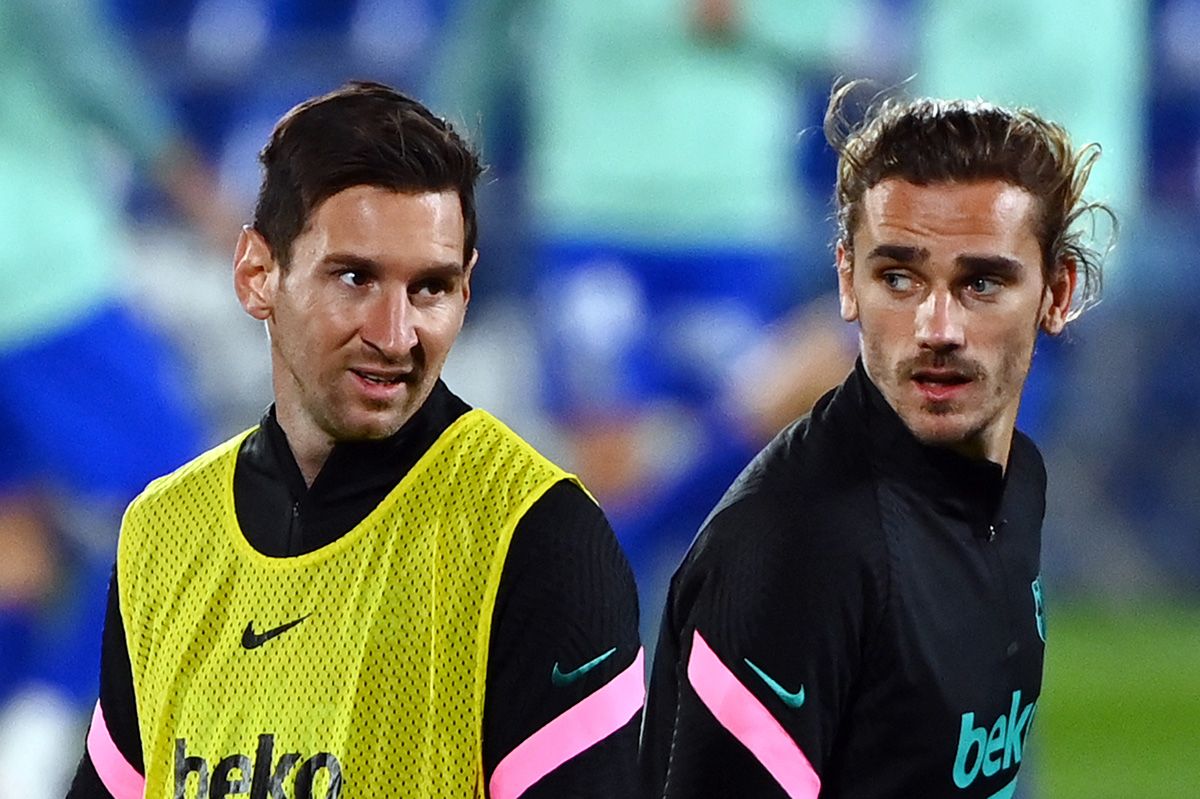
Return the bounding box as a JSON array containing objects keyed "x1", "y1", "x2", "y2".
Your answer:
[
  {"x1": 69, "y1": 381, "x2": 642, "y2": 798},
  {"x1": 642, "y1": 360, "x2": 1047, "y2": 798}
]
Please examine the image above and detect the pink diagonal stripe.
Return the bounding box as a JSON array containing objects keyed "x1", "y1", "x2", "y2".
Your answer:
[
  {"x1": 687, "y1": 630, "x2": 821, "y2": 799},
  {"x1": 86, "y1": 701, "x2": 145, "y2": 799},
  {"x1": 489, "y1": 648, "x2": 645, "y2": 799}
]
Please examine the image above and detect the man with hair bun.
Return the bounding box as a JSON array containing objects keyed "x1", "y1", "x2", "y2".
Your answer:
[
  {"x1": 68, "y1": 82, "x2": 642, "y2": 799},
  {"x1": 641, "y1": 82, "x2": 1110, "y2": 798}
]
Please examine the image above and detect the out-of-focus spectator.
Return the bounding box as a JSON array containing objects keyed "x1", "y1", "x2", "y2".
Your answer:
[
  {"x1": 437, "y1": 0, "x2": 868, "y2": 637},
  {"x1": 0, "y1": 1, "x2": 235, "y2": 794}
]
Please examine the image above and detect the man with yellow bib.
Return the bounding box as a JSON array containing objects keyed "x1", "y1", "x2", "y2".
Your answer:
[{"x1": 67, "y1": 82, "x2": 643, "y2": 799}]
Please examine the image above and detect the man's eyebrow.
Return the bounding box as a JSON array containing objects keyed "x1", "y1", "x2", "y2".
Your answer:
[
  {"x1": 956, "y1": 255, "x2": 1024, "y2": 278},
  {"x1": 864, "y1": 246, "x2": 1026, "y2": 278},
  {"x1": 322, "y1": 253, "x2": 381, "y2": 271},
  {"x1": 322, "y1": 253, "x2": 465, "y2": 275},
  {"x1": 866, "y1": 244, "x2": 928, "y2": 263}
]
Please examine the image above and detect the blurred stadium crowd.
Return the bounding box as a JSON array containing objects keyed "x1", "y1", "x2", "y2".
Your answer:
[{"x1": 1, "y1": 0, "x2": 1198, "y2": 795}]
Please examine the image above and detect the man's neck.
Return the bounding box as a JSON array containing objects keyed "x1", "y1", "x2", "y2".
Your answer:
[
  {"x1": 945, "y1": 431, "x2": 1012, "y2": 475},
  {"x1": 272, "y1": 408, "x2": 335, "y2": 489},
  {"x1": 858, "y1": 359, "x2": 1016, "y2": 474},
  {"x1": 290, "y1": 440, "x2": 333, "y2": 489}
]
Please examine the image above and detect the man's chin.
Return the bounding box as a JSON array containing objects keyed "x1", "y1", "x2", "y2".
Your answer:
[
  {"x1": 329, "y1": 408, "x2": 413, "y2": 442},
  {"x1": 323, "y1": 380, "x2": 434, "y2": 442},
  {"x1": 900, "y1": 410, "x2": 978, "y2": 450}
]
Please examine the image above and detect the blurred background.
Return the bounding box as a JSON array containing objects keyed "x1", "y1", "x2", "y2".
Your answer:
[{"x1": 0, "y1": 0, "x2": 1197, "y2": 796}]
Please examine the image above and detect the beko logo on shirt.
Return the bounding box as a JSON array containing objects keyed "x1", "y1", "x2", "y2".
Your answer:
[
  {"x1": 952, "y1": 690, "x2": 1037, "y2": 790},
  {"x1": 174, "y1": 735, "x2": 343, "y2": 798}
]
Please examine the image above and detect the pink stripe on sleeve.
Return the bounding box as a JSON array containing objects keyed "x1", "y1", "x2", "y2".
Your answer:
[
  {"x1": 489, "y1": 648, "x2": 645, "y2": 799},
  {"x1": 86, "y1": 701, "x2": 145, "y2": 799},
  {"x1": 687, "y1": 630, "x2": 821, "y2": 799}
]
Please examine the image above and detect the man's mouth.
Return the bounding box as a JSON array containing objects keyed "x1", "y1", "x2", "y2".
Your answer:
[
  {"x1": 350, "y1": 368, "x2": 411, "y2": 386},
  {"x1": 912, "y1": 370, "x2": 971, "y2": 387},
  {"x1": 910, "y1": 369, "x2": 972, "y2": 402}
]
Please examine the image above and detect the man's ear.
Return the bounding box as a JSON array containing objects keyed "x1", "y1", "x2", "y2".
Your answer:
[
  {"x1": 836, "y1": 239, "x2": 859, "y2": 323},
  {"x1": 233, "y1": 226, "x2": 278, "y2": 321},
  {"x1": 1040, "y1": 256, "x2": 1077, "y2": 335}
]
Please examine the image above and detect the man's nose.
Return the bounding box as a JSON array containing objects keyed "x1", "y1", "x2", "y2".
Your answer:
[
  {"x1": 361, "y1": 289, "x2": 419, "y2": 358},
  {"x1": 914, "y1": 289, "x2": 965, "y2": 352}
]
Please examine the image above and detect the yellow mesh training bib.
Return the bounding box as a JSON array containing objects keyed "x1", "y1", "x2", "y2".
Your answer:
[{"x1": 117, "y1": 410, "x2": 573, "y2": 798}]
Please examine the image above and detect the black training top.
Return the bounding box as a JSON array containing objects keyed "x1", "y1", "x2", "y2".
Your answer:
[
  {"x1": 642, "y1": 360, "x2": 1047, "y2": 798},
  {"x1": 69, "y1": 381, "x2": 641, "y2": 798}
]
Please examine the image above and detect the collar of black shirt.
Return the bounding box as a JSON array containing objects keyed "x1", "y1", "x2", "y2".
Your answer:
[
  {"x1": 846, "y1": 359, "x2": 1015, "y2": 523},
  {"x1": 257, "y1": 379, "x2": 471, "y2": 505}
]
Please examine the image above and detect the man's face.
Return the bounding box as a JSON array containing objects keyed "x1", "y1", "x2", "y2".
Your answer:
[
  {"x1": 239, "y1": 186, "x2": 473, "y2": 449},
  {"x1": 836, "y1": 178, "x2": 1074, "y2": 464}
]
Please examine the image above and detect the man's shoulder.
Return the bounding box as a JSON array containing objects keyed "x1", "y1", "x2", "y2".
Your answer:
[
  {"x1": 119, "y1": 431, "x2": 250, "y2": 570},
  {"x1": 128, "y1": 429, "x2": 251, "y2": 514},
  {"x1": 714, "y1": 401, "x2": 872, "y2": 523},
  {"x1": 440, "y1": 407, "x2": 534, "y2": 451},
  {"x1": 668, "y1": 415, "x2": 890, "y2": 647},
  {"x1": 683, "y1": 413, "x2": 882, "y2": 582},
  {"x1": 440, "y1": 408, "x2": 582, "y2": 486}
]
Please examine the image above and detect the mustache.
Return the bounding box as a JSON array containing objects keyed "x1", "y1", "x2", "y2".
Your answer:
[{"x1": 899, "y1": 354, "x2": 985, "y2": 381}]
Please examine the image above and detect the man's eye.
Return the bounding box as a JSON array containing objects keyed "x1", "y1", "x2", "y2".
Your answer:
[
  {"x1": 882, "y1": 272, "x2": 913, "y2": 291},
  {"x1": 969, "y1": 277, "x2": 1001, "y2": 295},
  {"x1": 339, "y1": 271, "x2": 369, "y2": 287},
  {"x1": 414, "y1": 280, "x2": 450, "y2": 297}
]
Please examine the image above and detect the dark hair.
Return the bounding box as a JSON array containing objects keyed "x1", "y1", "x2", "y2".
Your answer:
[
  {"x1": 253, "y1": 81, "x2": 483, "y2": 267},
  {"x1": 825, "y1": 81, "x2": 1111, "y2": 318}
]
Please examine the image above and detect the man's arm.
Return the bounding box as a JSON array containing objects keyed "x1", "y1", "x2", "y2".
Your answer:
[
  {"x1": 66, "y1": 567, "x2": 144, "y2": 799},
  {"x1": 482, "y1": 480, "x2": 642, "y2": 799},
  {"x1": 641, "y1": 489, "x2": 887, "y2": 798}
]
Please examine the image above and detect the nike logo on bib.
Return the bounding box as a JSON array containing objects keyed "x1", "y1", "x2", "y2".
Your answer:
[
  {"x1": 552, "y1": 647, "x2": 617, "y2": 687},
  {"x1": 744, "y1": 658, "x2": 806, "y2": 708},
  {"x1": 242, "y1": 614, "x2": 311, "y2": 650}
]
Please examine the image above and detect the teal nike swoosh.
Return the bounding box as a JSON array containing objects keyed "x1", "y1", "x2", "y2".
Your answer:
[
  {"x1": 744, "y1": 658, "x2": 806, "y2": 708},
  {"x1": 552, "y1": 647, "x2": 617, "y2": 687}
]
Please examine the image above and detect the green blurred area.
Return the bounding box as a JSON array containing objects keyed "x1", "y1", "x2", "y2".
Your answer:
[{"x1": 1038, "y1": 602, "x2": 1200, "y2": 798}]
